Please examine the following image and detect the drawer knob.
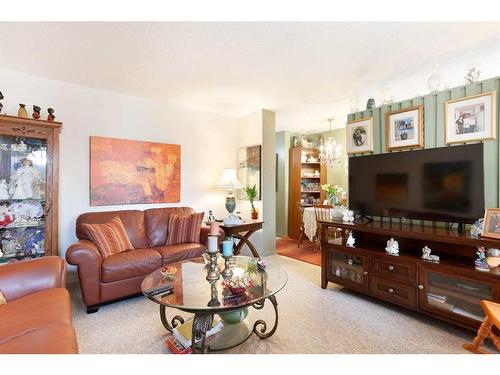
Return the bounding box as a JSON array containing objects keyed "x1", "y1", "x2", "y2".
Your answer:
[
  {"x1": 418, "y1": 284, "x2": 424, "y2": 290},
  {"x1": 363, "y1": 271, "x2": 368, "y2": 275},
  {"x1": 388, "y1": 265, "x2": 395, "y2": 271},
  {"x1": 388, "y1": 288, "x2": 394, "y2": 293}
]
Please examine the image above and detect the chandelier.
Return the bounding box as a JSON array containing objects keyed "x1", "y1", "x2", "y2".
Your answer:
[{"x1": 319, "y1": 118, "x2": 343, "y2": 167}]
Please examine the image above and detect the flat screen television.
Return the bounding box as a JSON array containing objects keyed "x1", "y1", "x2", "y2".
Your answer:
[{"x1": 348, "y1": 143, "x2": 484, "y2": 223}]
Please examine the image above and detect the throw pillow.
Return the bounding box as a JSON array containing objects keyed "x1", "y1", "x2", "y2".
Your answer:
[
  {"x1": 0, "y1": 291, "x2": 6, "y2": 305},
  {"x1": 82, "y1": 217, "x2": 134, "y2": 258},
  {"x1": 165, "y1": 212, "x2": 204, "y2": 245}
]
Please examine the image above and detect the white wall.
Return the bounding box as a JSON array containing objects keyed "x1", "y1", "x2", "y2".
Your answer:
[{"x1": 0, "y1": 69, "x2": 240, "y2": 268}]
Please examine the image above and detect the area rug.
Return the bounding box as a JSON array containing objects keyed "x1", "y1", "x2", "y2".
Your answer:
[{"x1": 276, "y1": 237, "x2": 321, "y2": 266}]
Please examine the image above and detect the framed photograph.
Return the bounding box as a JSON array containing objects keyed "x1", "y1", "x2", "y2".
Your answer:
[
  {"x1": 445, "y1": 92, "x2": 496, "y2": 144},
  {"x1": 385, "y1": 106, "x2": 424, "y2": 151},
  {"x1": 482, "y1": 208, "x2": 500, "y2": 240},
  {"x1": 346, "y1": 117, "x2": 373, "y2": 155}
]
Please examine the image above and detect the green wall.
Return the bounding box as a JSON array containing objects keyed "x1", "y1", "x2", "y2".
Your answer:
[{"x1": 348, "y1": 75, "x2": 500, "y2": 210}]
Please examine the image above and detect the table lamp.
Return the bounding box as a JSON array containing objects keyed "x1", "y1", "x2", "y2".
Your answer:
[{"x1": 214, "y1": 168, "x2": 242, "y2": 214}]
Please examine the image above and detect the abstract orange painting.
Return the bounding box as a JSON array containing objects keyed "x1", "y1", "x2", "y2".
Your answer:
[{"x1": 90, "y1": 136, "x2": 180, "y2": 206}]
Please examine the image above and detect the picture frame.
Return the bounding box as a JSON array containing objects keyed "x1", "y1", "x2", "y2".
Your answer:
[
  {"x1": 237, "y1": 144, "x2": 262, "y2": 200},
  {"x1": 385, "y1": 106, "x2": 424, "y2": 151},
  {"x1": 346, "y1": 117, "x2": 373, "y2": 155},
  {"x1": 445, "y1": 92, "x2": 496, "y2": 145},
  {"x1": 482, "y1": 208, "x2": 500, "y2": 240}
]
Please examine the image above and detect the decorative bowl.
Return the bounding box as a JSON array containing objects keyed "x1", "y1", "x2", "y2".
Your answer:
[{"x1": 219, "y1": 308, "x2": 248, "y2": 325}]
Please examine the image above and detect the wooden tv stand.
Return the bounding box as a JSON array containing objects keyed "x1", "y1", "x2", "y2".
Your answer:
[{"x1": 319, "y1": 219, "x2": 500, "y2": 330}]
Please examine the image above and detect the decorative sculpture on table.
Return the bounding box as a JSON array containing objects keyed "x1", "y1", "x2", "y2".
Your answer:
[
  {"x1": 346, "y1": 232, "x2": 355, "y2": 247},
  {"x1": 8, "y1": 158, "x2": 41, "y2": 199},
  {"x1": 0, "y1": 179, "x2": 9, "y2": 199},
  {"x1": 47, "y1": 107, "x2": 56, "y2": 122},
  {"x1": 421, "y1": 246, "x2": 439, "y2": 263},
  {"x1": 385, "y1": 237, "x2": 399, "y2": 256},
  {"x1": 475, "y1": 247, "x2": 490, "y2": 272},
  {"x1": 343, "y1": 209, "x2": 354, "y2": 223},
  {"x1": 32, "y1": 105, "x2": 41, "y2": 119}
]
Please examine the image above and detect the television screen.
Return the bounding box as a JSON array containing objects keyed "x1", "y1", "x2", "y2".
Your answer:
[{"x1": 348, "y1": 144, "x2": 484, "y2": 223}]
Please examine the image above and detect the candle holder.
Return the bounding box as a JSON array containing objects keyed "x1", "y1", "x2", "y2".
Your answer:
[
  {"x1": 221, "y1": 253, "x2": 233, "y2": 279},
  {"x1": 205, "y1": 250, "x2": 220, "y2": 283}
]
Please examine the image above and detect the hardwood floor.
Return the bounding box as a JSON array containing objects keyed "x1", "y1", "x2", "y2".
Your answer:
[{"x1": 275, "y1": 236, "x2": 321, "y2": 266}]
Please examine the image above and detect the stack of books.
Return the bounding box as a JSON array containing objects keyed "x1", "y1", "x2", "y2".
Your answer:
[{"x1": 166, "y1": 318, "x2": 223, "y2": 354}]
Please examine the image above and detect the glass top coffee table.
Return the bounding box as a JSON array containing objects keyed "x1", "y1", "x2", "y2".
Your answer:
[{"x1": 141, "y1": 255, "x2": 287, "y2": 354}]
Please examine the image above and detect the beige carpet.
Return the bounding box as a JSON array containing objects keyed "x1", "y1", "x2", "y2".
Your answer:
[{"x1": 69, "y1": 255, "x2": 476, "y2": 354}]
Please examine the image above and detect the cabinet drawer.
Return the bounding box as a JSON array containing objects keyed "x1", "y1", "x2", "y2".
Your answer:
[
  {"x1": 372, "y1": 256, "x2": 416, "y2": 283},
  {"x1": 370, "y1": 277, "x2": 417, "y2": 309}
]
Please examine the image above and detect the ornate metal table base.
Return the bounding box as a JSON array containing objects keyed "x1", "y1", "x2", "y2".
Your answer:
[{"x1": 162, "y1": 295, "x2": 279, "y2": 354}]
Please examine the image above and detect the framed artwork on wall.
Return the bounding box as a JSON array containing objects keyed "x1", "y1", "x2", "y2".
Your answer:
[
  {"x1": 237, "y1": 145, "x2": 262, "y2": 200},
  {"x1": 346, "y1": 117, "x2": 373, "y2": 155},
  {"x1": 89, "y1": 136, "x2": 180, "y2": 206},
  {"x1": 385, "y1": 106, "x2": 424, "y2": 151},
  {"x1": 482, "y1": 208, "x2": 500, "y2": 240},
  {"x1": 445, "y1": 92, "x2": 496, "y2": 145}
]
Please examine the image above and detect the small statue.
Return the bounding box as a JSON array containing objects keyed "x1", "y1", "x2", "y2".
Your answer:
[
  {"x1": 343, "y1": 209, "x2": 354, "y2": 223},
  {"x1": 385, "y1": 237, "x2": 399, "y2": 256},
  {"x1": 366, "y1": 98, "x2": 376, "y2": 110},
  {"x1": 32, "y1": 105, "x2": 41, "y2": 119},
  {"x1": 291, "y1": 136, "x2": 298, "y2": 148},
  {"x1": 0, "y1": 91, "x2": 4, "y2": 114},
  {"x1": 421, "y1": 246, "x2": 440, "y2": 263},
  {"x1": 465, "y1": 65, "x2": 481, "y2": 84},
  {"x1": 223, "y1": 213, "x2": 242, "y2": 226},
  {"x1": 0, "y1": 179, "x2": 9, "y2": 199},
  {"x1": 9, "y1": 158, "x2": 41, "y2": 200},
  {"x1": 207, "y1": 210, "x2": 216, "y2": 222},
  {"x1": 346, "y1": 232, "x2": 355, "y2": 247},
  {"x1": 470, "y1": 218, "x2": 484, "y2": 238},
  {"x1": 47, "y1": 107, "x2": 56, "y2": 122},
  {"x1": 475, "y1": 247, "x2": 489, "y2": 272},
  {"x1": 486, "y1": 248, "x2": 500, "y2": 269}
]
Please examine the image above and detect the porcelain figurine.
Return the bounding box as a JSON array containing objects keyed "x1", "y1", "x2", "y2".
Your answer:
[
  {"x1": 470, "y1": 218, "x2": 484, "y2": 238},
  {"x1": 343, "y1": 210, "x2": 354, "y2": 223},
  {"x1": 346, "y1": 232, "x2": 355, "y2": 247},
  {"x1": 0, "y1": 179, "x2": 9, "y2": 199},
  {"x1": 9, "y1": 158, "x2": 41, "y2": 199},
  {"x1": 421, "y1": 246, "x2": 440, "y2": 263},
  {"x1": 366, "y1": 98, "x2": 376, "y2": 110},
  {"x1": 385, "y1": 237, "x2": 399, "y2": 256},
  {"x1": 223, "y1": 213, "x2": 242, "y2": 226},
  {"x1": 47, "y1": 107, "x2": 56, "y2": 122},
  {"x1": 32, "y1": 105, "x2": 41, "y2": 119},
  {"x1": 0, "y1": 204, "x2": 13, "y2": 227},
  {"x1": 18, "y1": 104, "x2": 28, "y2": 118},
  {"x1": 475, "y1": 247, "x2": 490, "y2": 272},
  {"x1": 0, "y1": 91, "x2": 3, "y2": 114}
]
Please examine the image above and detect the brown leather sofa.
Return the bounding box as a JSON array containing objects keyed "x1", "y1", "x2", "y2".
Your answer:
[
  {"x1": 0, "y1": 256, "x2": 78, "y2": 354},
  {"x1": 66, "y1": 207, "x2": 223, "y2": 313}
]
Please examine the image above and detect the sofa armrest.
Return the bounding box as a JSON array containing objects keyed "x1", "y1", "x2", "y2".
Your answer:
[
  {"x1": 0, "y1": 256, "x2": 66, "y2": 302},
  {"x1": 199, "y1": 226, "x2": 225, "y2": 246},
  {"x1": 66, "y1": 240, "x2": 103, "y2": 307}
]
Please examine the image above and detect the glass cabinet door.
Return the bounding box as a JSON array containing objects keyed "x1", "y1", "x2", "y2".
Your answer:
[
  {"x1": 330, "y1": 248, "x2": 369, "y2": 290},
  {"x1": 420, "y1": 268, "x2": 494, "y2": 324},
  {"x1": 0, "y1": 135, "x2": 47, "y2": 263}
]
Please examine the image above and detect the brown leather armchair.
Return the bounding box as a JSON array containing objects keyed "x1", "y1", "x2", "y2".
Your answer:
[
  {"x1": 66, "y1": 207, "x2": 224, "y2": 313},
  {"x1": 0, "y1": 256, "x2": 78, "y2": 354}
]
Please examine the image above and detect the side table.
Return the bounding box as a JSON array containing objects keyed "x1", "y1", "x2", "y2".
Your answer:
[{"x1": 219, "y1": 221, "x2": 263, "y2": 259}]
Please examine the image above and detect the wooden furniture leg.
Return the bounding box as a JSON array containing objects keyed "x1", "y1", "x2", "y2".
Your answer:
[
  {"x1": 463, "y1": 317, "x2": 493, "y2": 354},
  {"x1": 463, "y1": 300, "x2": 500, "y2": 354},
  {"x1": 232, "y1": 230, "x2": 260, "y2": 259}
]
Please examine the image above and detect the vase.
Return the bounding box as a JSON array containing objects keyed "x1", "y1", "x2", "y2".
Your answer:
[
  {"x1": 219, "y1": 307, "x2": 248, "y2": 325},
  {"x1": 18, "y1": 104, "x2": 28, "y2": 118},
  {"x1": 251, "y1": 208, "x2": 258, "y2": 220}
]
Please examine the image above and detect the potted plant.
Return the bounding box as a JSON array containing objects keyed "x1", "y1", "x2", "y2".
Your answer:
[
  {"x1": 243, "y1": 184, "x2": 258, "y2": 220},
  {"x1": 321, "y1": 184, "x2": 344, "y2": 206}
]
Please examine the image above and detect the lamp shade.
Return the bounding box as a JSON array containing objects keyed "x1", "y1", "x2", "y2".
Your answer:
[{"x1": 214, "y1": 168, "x2": 242, "y2": 189}]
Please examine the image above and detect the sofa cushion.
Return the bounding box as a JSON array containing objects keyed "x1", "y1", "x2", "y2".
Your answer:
[
  {"x1": 154, "y1": 243, "x2": 206, "y2": 265},
  {"x1": 82, "y1": 217, "x2": 134, "y2": 259},
  {"x1": 76, "y1": 210, "x2": 148, "y2": 249},
  {"x1": 144, "y1": 207, "x2": 195, "y2": 247},
  {"x1": 0, "y1": 288, "x2": 73, "y2": 344},
  {"x1": 101, "y1": 248, "x2": 162, "y2": 283},
  {"x1": 165, "y1": 212, "x2": 204, "y2": 245}
]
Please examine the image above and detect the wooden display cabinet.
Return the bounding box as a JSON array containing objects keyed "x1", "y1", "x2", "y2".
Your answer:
[
  {"x1": 319, "y1": 219, "x2": 500, "y2": 330},
  {"x1": 0, "y1": 115, "x2": 62, "y2": 262},
  {"x1": 288, "y1": 146, "x2": 326, "y2": 239}
]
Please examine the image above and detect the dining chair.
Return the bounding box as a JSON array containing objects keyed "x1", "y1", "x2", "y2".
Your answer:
[
  {"x1": 313, "y1": 204, "x2": 333, "y2": 252},
  {"x1": 463, "y1": 300, "x2": 500, "y2": 354},
  {"x1": 297, "y1": 202, "x2": 306, "y2": 248}
]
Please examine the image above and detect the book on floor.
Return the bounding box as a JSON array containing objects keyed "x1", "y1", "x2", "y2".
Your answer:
[{"x1": 172, "y1": 317, "x2": 223, "y2": 348}]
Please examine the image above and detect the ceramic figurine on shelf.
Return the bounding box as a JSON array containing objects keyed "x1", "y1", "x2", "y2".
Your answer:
[
  {"x1": 475, "y1": 247, "x2": 490, "y2": 272},
  {"x1": 0, "y1": 203, "x2": 13, "y2": 227},
  {"x1": 32, "y1": 105, "x2": 41, "y2": 119},
  {"x1": 486, "y1": 248, "x2": 500, "y2": 270},
  {"x1": 0, "y1": 91, "x2": 4, "y2": 114},
  {"x1": 9, "y1": 158, "x2": 41, "y2": 199},
  {"x1": 47, "y1": 107, "x2": 56, "y2": 122},
  {"x1": 18, "y1": 104, "x2": 28, "y2": 118},
  {"x1": 291, "y1": 136, "x2": 298, "y2": 148},
  {"x1": 0, "y1": 179, "x2": 9, "y2": 200},
  {"x1": 471, "y1": 218, "x2": 484, "y2": 238},
  {"x1": 343, "y1": 210, "x2": 354, "y2": 223},
  {"x1": 366, "y1": 98, "x2": 376, "y2": 110},
  {"x1": 346, "y1": 232, "x2": 355, "y2": 247},
  {"x1": 385, "y1": 237, "x2": 399, "y2": 256},
  {"x1": 421, "y1": 246, "x2": 440, "y2": 263}
]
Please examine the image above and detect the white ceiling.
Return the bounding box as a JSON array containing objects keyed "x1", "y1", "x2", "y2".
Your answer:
[{"x1": 1, "y1": 22, "x2": 499, "y2": 133}]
